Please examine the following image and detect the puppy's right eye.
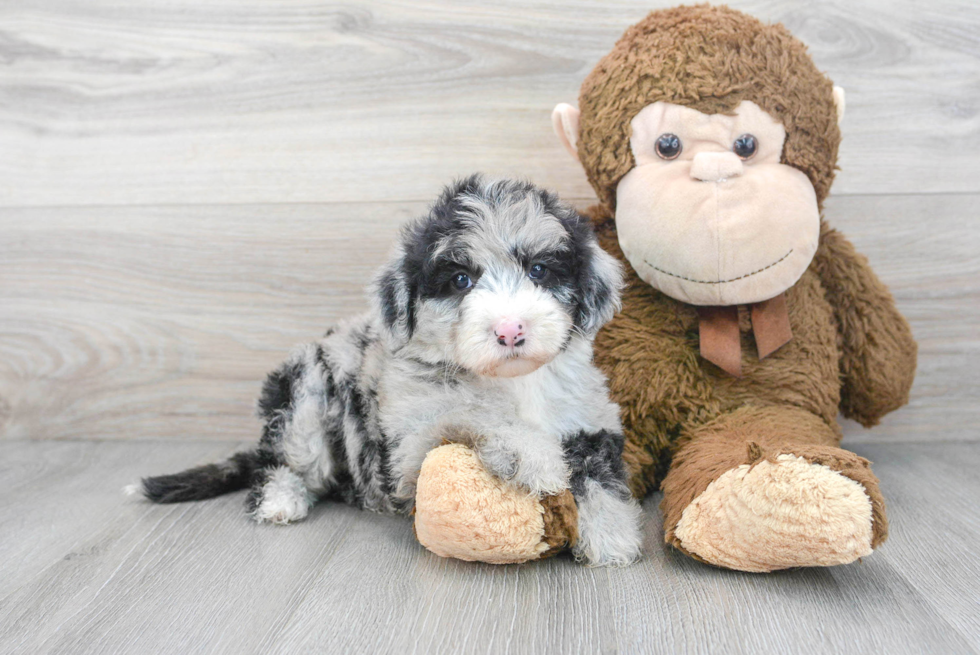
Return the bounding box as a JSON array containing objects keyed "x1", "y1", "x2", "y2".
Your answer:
[
  {"x1": 528, "y1": 263, "x2": 549, "y2": 280},
  {"x1": 452, "y1": 272, "x2": 473, "y2": 291}
]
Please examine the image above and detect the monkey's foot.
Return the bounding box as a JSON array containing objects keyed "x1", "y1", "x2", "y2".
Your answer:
[
  {"x1": 413, "y1": 443, "x2": 578, "y2": 564},
  {"x1": 673, "y1": 453, "x2": 881, "y2": 572}
]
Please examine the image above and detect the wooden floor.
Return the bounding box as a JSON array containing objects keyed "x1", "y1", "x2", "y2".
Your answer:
[
  {"x1": 2, "y1": 1, "x2": 979, "y2": 653},
  {"x1": 0, "y1": 441, "x2": 977, "y2": 654}
]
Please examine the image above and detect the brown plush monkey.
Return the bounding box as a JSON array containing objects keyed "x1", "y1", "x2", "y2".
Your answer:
[{"x1": 414, "y1": 5, "x2": 917, "y2": 571}]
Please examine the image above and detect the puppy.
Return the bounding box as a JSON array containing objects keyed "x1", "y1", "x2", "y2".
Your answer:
[{"x1": 133, "y1": 175, "x2": 642, "y2": 566}]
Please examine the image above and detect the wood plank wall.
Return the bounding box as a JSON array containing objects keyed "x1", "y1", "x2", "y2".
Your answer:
[{"x1": 2, "y1": 0, "x2": 978, "y2": 444}]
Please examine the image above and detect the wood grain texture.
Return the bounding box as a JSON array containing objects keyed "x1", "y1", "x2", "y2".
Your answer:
[
  {"x1": 0, "y1": 440, "x2": 977, "y2": 655},
  {"x1": 1, "y1": 0, "x2": 979, "y2": 207},
  {"x1": 0, "y1": 440, "x2": 243, "y2": 597},
  {"x1": 1, "y1": 194, "x2": 976, "y2": 444},
  {"x1": 0, "y1": 201, "x2": 416, "y2": 442},
  {"x1": 2, "y1": 2, "x2": 977, "y2": 652},
  {"x1": 824, "y1": 193, "x2": 980, "y2": 443}
]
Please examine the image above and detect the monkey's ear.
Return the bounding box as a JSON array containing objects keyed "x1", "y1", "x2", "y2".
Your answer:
[
  {"x1": 832, "y1": 86, "x2": 846, "y2": 125},
  {"x1": 552, "y1": 103, "x2": 581, "y2": 162}
]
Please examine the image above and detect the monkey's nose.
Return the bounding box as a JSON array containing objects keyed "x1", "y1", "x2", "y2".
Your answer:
[{"x1": 690, "y1": 151, "x2": 744, "y2": 182}]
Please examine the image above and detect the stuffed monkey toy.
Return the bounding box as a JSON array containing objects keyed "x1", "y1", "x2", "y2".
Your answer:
[{"x1": 413, "y1": 5, "x2": 917, "y2": 571}]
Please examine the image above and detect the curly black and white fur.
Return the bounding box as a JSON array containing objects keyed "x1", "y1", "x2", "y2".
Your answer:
[{"x1": 132, "y1": 176, "x2": 642, "y2": 566}]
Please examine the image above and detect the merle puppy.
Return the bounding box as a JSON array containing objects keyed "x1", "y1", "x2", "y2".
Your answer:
[{"x1": 133, "y1": 176, "x2": 642, "y2": 566}]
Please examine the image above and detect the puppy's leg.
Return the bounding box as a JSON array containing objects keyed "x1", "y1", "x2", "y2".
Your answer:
[
  {"x1": 246, "y1": 466, "x2": 314, "y2": 525},
  {"x1": 564, "y1": 430, "x2": 642, "y2": 566},
  {"x1": 252, "y1": 343, "x2": 338, "y2": 523},
  {"x1": 473, "y1": 427, "x2": 569, "y2": 496}
]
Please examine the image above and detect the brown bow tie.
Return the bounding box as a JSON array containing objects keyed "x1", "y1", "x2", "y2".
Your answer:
[{"x1": 696, "y1": 293, "x2": 792, "y2": 377}]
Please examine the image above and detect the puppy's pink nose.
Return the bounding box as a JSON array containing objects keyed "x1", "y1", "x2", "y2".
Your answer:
[{"x1": 493, "y1": 318, "x2": 526, "y2": 347}]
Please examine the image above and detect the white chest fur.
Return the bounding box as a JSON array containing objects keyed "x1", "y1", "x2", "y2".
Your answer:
[
  {"x1": 476, "y1": 337, "x2": 622, "y2": 437},
  {"x1": 382, "y1": 335, "x2": 622, "y2": 498}
]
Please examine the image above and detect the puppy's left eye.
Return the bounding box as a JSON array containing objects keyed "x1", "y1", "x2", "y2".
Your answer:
[
  {"x1": 528, "y1": 263, "x2": 549, "y2": 280},
  {"x1": 452, "y1": 272, "x2": 473, "y2": 290}
]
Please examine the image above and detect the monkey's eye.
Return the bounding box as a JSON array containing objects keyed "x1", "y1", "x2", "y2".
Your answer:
[
  {"x1": 452, "y1": 272, "x2": 473, "y2": 290},
  {"x1": 528, "y1": 263, "x2": 549, "y2": 281},
  {"x1": 655, "y1": 133, "x2": 682, "y2": 160},
  {"x1": 733, "y1": 134, "x2": 758, "y2": 160}
]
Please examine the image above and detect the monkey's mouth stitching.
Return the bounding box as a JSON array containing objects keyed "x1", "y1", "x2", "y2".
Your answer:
[{"x1": 643, "y1": 249, "x2": 793, "y2": 285}]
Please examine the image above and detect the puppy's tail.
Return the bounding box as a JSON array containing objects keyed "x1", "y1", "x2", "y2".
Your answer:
[{"x1": 130, "y1": 450, "x2": 266, "y2": 503}]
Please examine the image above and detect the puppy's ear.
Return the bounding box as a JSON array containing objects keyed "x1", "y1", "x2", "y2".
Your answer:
[
  {"x1": 371, "y1": 248, "x2": 413, "y2": 349},
  {"x1": 577, "y1": 236, "x2": 623, "y2": 336}
]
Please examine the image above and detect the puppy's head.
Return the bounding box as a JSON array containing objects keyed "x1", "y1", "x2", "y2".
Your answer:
[{"x1": 373, "y1": 175, "x2": 622, "y2": 378}]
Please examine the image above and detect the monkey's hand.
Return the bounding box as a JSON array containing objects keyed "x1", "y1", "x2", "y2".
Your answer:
[
  {"x1": 812, "y1": 220, "x2": 918, "y2": 426},
  {"x1": 413, "y1": 443, "x2": 578, "y2": 564}
]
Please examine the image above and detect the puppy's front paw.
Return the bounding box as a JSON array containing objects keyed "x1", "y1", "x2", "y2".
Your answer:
[
  {"x1": 573, "y1": 480, "x2": 643, "y2": 567},
  {"x1": 477, "y1": 438, "x2": 570, "y2": 496},
  {"x1": 513, "y1": 456, "x2": 569, "y2": 496},
  {"x1": 477, "y1": 443, "x2": 520, "y2": 482}
]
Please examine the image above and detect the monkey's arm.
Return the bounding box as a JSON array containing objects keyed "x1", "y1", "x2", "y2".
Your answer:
[
  {"x1": 812, "y1": 220, "x2": 917, "y2": 427},
  {"x1": 595, "y1": 311, "x2": 719, "y2": 496}
]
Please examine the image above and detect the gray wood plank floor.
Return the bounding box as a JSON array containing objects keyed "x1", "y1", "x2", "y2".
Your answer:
[
  {"x1": 2, "y1": 0, "x2": 979, "y2": 653},
  {"x1": 0, "y1": 440, "x2": 978, "y2": 655}
]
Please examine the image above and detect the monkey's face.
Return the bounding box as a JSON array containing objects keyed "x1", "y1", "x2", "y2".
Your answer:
[{"x1": 614, "y1": 100, "x2": 820, "y2": 306}]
